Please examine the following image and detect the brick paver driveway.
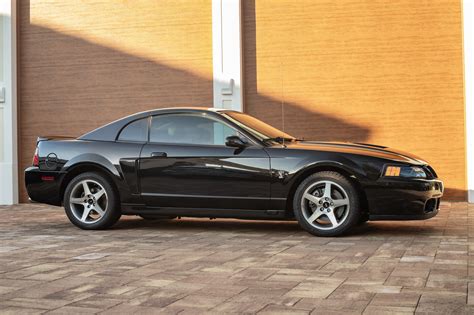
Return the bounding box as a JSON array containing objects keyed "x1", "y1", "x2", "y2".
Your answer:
[{"x1": 0, "y1": 202, "x2": 473, "y2": 314}]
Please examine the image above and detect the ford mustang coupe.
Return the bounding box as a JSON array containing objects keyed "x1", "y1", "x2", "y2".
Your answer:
[{"x1": 25, "y1": 107, "x2": 443, "y2": 236}]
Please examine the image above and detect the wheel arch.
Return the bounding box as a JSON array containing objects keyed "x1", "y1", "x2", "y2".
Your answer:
[
  {"x1": 59, "y1": 162, "x2": 121, "y2": 205},
  {"x1": 285, "y1": 164, "x2": 369, "y2": 216}
]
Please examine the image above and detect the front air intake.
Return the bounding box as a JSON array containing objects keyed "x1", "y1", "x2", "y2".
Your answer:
[{"x1": 424, "y1": 198, "x2": 438, "y2": 213}]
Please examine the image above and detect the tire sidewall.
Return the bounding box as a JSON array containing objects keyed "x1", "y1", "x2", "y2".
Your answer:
[
  {"x1": 64, "y1": 172, "x2": 120, "y2": 230},
  {"x1": 293, "y1": 172, "x2": 360, "y2": 237}
]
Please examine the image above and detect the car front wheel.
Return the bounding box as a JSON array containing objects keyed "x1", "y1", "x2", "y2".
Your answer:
[
  {"x1": 293, "y1": 171, "x2": 360, "y2": 237},
  {"x1": 64, "y1": 172, "x2": 121, "y2": 230}
]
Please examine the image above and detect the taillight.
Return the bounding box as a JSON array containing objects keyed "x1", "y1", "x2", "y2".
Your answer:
[{"x1": 32, "y1": 147, "x2": 39, "y2": 167}]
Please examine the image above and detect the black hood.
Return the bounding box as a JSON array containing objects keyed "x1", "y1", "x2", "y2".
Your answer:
[{"x1": 285, "y1": 140, "x2": 427, "y2": 165}]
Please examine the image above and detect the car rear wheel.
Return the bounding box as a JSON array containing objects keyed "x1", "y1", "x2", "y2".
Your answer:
[
  {"x1": 293, "y1": 171, "x2": 360, "y2": 237},
  {"x1": 64, "y1": 172, "x2": 121, "y2": 230}
]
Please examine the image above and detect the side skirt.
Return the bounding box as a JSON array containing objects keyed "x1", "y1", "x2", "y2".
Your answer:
[{"x1": 121, "y1": 204, "x2": 288, "y2": 220}]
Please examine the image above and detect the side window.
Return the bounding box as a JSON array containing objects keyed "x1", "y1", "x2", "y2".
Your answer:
[
  {"x1": 117, "y1": 118, "x2": 148, "y2": 142},
  {"x1": 150, "y1": 114, "x2": 239, "y2": 145}
]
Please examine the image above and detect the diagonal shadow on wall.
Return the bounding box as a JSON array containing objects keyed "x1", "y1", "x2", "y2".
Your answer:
[
  {"x1": 242, "y1": 0, "x2": 371, "y2": 142},
  {"x1": 18, "y1": 2, "x2": 375, "y2": 202},
  {"x1": 242, "y1": 0, "x2": 466, "y2": 201}
]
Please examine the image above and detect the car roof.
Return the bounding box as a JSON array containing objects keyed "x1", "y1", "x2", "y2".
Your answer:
[
  {"x1": 144, "y1": 106, "x2": 236, "y2": 113},
  {"x1": 79, "y1": 107, "x2": 237, "y2": 141}
]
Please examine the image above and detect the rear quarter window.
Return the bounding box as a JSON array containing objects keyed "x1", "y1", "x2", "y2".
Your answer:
[{"x1": 117, "y1": 118, "x2": 148, "y2": 142}]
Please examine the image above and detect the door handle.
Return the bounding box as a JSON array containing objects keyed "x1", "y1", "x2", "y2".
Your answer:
[{"x1": 150, "y1": 152, "x2": 167, "y2": 158}]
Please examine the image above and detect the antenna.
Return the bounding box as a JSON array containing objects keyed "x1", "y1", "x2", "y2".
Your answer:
[{"x1": 280, "y1": 62, "x2": 285, "y2": 133}]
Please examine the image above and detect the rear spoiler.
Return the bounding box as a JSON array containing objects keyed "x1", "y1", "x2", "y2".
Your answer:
[{"x1": 36, "y1": 135, "x2": 76, "y2": 144}]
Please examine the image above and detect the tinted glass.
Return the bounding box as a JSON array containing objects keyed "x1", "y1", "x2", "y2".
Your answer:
[
  {"x1": 150, "y1": 114, "x2": 238, "y2": 145},
  {"x1": 221, "y1": 111, "x2": 294, "y2": 141},
  {"x1": 118, "y1": 118, "x2": 148, "y2": 142}
]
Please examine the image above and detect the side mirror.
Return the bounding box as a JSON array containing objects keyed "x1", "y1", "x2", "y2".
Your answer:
[{"x1": 225, "y1": 135, "x2": 248, "y2": 148}]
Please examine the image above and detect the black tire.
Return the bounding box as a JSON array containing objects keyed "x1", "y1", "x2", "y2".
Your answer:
[
  {"x1": 293, "y1": 171, "x2": 360, "y2": 237},
  {"x1": 139, "y1": 214, "x2": 177, "y2": 221},
  {"x1": 64, "y1": 172, "x2": 121, "y2": 230}
]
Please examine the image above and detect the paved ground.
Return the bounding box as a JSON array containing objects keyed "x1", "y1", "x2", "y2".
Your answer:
[{"x1": 0, "y1": 202, "x2": 473, "y2": 314}]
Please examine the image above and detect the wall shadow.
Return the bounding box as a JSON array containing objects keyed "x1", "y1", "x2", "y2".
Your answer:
[
  {"x1": 17, "y1": 1, "x2": 463, "y2": 202},
  {"x1": 241, "y1": 0, "x2": 465, "y2": 201},
  {"x1": 18, "y1": 2, "x2": 372, "y2": 202},
  {"x1": 242, "y1": 0, "x2": 371, "y2": 142}
]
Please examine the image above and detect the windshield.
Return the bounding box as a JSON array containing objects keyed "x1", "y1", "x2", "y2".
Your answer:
[{"x1": 221, "y1": 111, "x2": 295, "y2": 143}]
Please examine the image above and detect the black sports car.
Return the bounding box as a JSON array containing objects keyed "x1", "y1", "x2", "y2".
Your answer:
[{"x1": 25, "y1": 107, "x2": 443, "y2": 236}]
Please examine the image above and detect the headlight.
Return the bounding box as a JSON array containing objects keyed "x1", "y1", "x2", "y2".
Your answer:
[{"x1": 384, "y1": 166, "x2": 426, "y2": 178}]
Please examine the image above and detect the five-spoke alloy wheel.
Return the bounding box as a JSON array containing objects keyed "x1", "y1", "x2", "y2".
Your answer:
[
  {"x1": 64, "y1": 172, "x2": 121, "y2": 229},
  {"x1": 293, "y1": 171, "x2": 360, "y2": 236},
  {"x1": 69, "y1": 179, "x2": 108, "y2": 224}
]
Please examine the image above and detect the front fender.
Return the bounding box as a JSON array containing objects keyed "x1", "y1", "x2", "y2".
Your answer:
[
  {"x1": 268, "y1": 152, "x2": 370, "y2": 210},
  {"x1": 290, "y1": 156, "x2": 368, "y2": 184}
]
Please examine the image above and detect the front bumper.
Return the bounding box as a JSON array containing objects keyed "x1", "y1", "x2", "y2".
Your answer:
[
  {"x1": 25, "y1": 166, "x2": 65, "y2": 206},
  {"x1": 366, "y1": 177, "x2": 443, "y2": 221}
]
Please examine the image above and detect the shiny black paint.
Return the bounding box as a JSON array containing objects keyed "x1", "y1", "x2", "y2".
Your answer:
[
  {"x1": 139, "y1": 143, "x2": 271, "y2": 209},
  {"x1": 25, "y1": 108, "x2": 443, "y2": 220}
]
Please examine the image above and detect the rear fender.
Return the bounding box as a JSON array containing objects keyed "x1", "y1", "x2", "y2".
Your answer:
[{"x1": 62, "y1": 153, "x2": 121, "y2": 179}]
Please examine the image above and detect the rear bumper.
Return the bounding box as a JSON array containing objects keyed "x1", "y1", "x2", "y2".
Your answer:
[
  {"x1": 366, "y1": 177, "x2": 443, "y2": 221},
  {"x1": 25, "y1": 166, "x2": 65, "y2": 206}
]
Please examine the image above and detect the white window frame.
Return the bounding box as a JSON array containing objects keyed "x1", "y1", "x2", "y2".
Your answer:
[{"x1": 212, "y1": 0, "x2": 243, "y2": 111}]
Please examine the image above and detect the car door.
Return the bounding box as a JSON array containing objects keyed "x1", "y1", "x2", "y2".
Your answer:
[
  {"x1": 114, "y1": 117, "x2": 149, "y2": 203},
  {"x1": 139, "y1": 113, "x2": 271, "y2": 210}
]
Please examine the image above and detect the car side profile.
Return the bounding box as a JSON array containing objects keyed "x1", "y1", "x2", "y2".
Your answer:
[{"x1": 25, "y1": 107, "x2": 443, "y2": 236}]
